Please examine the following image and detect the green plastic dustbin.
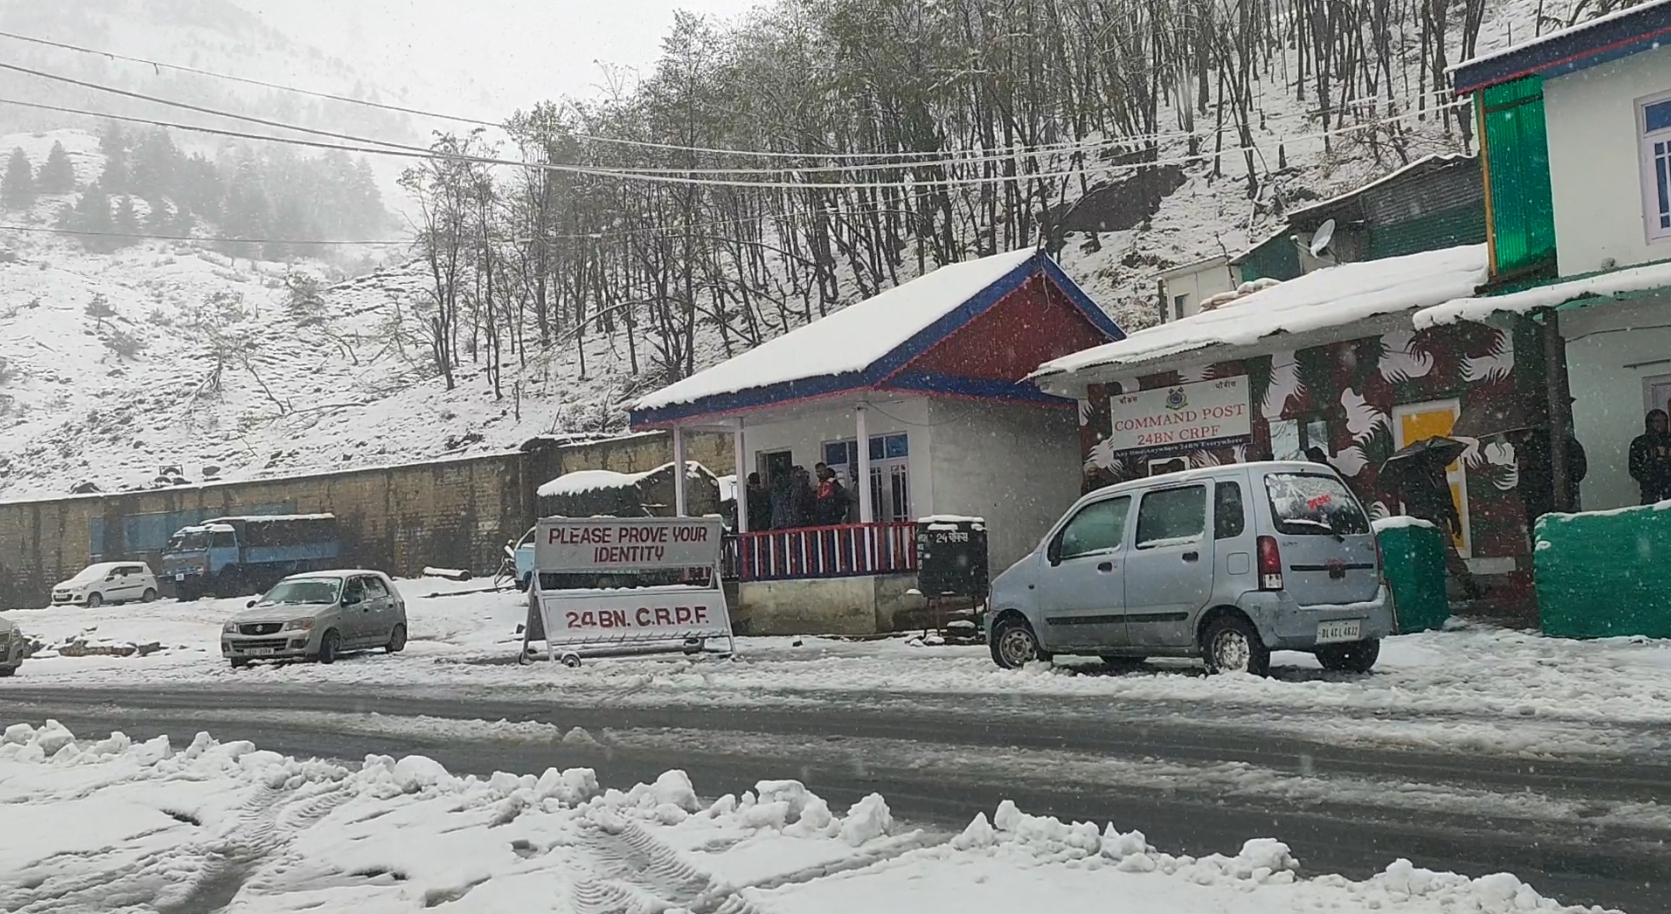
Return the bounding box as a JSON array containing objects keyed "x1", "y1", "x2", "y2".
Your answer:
[{"x1": 1375, "y1": 520, "x2": 1449, "y2": 633}]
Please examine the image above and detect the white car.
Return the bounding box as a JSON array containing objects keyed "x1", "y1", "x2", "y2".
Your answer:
[
  {"x1": 0, "y1": 616, "x2": 24, "y2": 676},
  {"x1": 51, "y1": 562, "x2": 160, "y2": 608}
]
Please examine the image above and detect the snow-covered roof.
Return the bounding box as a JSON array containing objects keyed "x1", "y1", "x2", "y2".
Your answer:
[
  {"x1": 1414, "y1": 259, "x2": 1671, "y2": 329},
  {"x1": 1450, "y1": 0, "x2": 1671, "y2": 94},
  {"x1": 1035, "y1": 245, "x2": 1489, "y2": 384},
  {"x1": 632, "y1": 249, "x2": 1037, "y2": 412},
  {"x1": 1285, "y1": 154, "x2": 1475, "y2": 225},
  {"x1": 537, "y1": 461, "x2": 713, "y2": 498}
]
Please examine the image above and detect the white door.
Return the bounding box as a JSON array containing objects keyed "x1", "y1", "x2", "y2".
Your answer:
[{"x1": 1392, "y1": 400, "x2": 1470, "y2": 557}]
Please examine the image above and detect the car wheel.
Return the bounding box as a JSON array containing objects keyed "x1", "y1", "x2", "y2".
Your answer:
[
  {"x1": 386, "y1": 623, "x2": 407, "y2": 654},
  {"x1": 317, "y1": 630, "x2": 340, "y2": 665},
  {"x1": 230, "y1": 658, "x2": 248, "y2": 669},
  {"x1": 515, "y1": 574, "x2": 530, "y2": 593},
  {"x1": 0, "y1": 666, "x2": 14, "y2": 677},
  {"x1": 989, "y1": 615, "x2": 1049, "y2": 669},
  {"x1": 141, "y1": 588, "x2": 157, "y2": 603},
  {"x1": 1101, "y1": 655, "x2": 1148, "y2": 673},
  {"x1": 85, "y1": 592, "x2": 103, "y2": 608},
  {"x1": 1203, "y1": 614, "x2": 1270, "y2": 677},
  {"x1": 1317, "y1": 638, "x2": 1380, "y2": 674}
]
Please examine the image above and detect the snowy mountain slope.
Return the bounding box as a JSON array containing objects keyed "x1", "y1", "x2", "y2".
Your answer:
[{"x1": 0, "y1": 0, "x2": 1570, "y2": 499}]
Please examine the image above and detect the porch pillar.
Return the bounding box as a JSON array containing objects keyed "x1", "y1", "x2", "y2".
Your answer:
[
  {"x1": 672, "y1": 423, "x2": 688, "y2": 517},
  {"x1": 1543, "y1": 309, "x2": 1575, "y2": 513},
  {"x1": 733, "y1": 419, "x2": 748, "y2": 533},
  {"x1": 856, "y1": 405, "x2": 874, "y2": 523}
]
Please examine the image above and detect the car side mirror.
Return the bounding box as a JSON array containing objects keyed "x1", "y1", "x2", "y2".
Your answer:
[
  {"x1": 246, "y1": 599, "x2": 257, "y2": 608},
  {"x1": 342, "y1": 594, "x2": 360, "y2": 606}
]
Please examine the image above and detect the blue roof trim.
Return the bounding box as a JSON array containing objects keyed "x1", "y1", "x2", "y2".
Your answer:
[
  {"x1": 629, "y1": 250, "x2": 1119, "y2": 428},
  {"x1": 882, "y1": 371, "x2": 1073, "y2": 405},
  {"x1": 1040, "y1": 256, "x2": 1127, "y2": 341},
  {"x1": 1452, "y1": 2, "x2": 1671, "y2": 95}
]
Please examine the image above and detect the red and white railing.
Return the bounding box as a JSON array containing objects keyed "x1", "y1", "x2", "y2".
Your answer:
[{"x1": 724, "y1": 521, "x2": 918, "y2": 582}]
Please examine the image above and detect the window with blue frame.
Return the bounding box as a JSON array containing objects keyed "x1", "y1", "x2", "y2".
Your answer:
[
  {"x1": 820, "y1": 433, "x2": 912, "y2": 522},
  {"x1": 1642, "y1": 96, "x2": 1671, "y2": 241}
]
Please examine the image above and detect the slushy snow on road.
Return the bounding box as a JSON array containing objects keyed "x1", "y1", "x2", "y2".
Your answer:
[{"x1": 0, "y1": 720, "x2": 1615, "y2": 913}]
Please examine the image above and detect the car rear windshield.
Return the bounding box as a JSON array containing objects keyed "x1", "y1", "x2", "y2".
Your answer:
[
  {"x1": 1264, "y1": 472, "x2": 1370, "y2": 536},
  {"x1": 261, "y1": 579, "x2": 342, "y2": 605}
]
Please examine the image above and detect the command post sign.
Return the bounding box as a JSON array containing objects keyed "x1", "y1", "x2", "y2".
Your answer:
[
  {"x1": 525, "y1": 516, "x2": 735, "y2": 664},
  {"x1": 1109, "y1": 376, "x2": 1251, "y2": 457}
]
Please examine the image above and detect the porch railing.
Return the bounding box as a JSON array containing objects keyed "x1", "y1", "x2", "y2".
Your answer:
[{"x1": 724, "y1": 521, "x2": 918, "y2": 582}]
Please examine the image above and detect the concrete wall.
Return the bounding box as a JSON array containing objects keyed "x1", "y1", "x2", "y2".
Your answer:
[
  {"x1": 1545, "y1": 44, "x2": 1671, "y2": 276},
  {"x1": 1160, "y1": 259, "x2": 1235, "y2": 322},
  {"x1": 734, "y1": 572, "x2": 921, "y2": 635},
  {"x1": 1565, "y1": 292, "x2": 1671, "y2": 511},
  {"x1": 925, "y1": 399, "x2": 1083, "y2": 572},
  {"x1": 0, "y1": 431, "x2": 736, "y2": 610},
  {"x1": 0, "y1": 452, "x2": 532, "y2": 607}
]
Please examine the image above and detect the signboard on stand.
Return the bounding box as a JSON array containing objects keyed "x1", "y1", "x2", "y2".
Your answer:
[
  {"x1": 1109, "y1": 376, "x2": 1251, "y2": 458},
  {"x1": 522, "y1": 516, "x2": 736, "y2": 666}
]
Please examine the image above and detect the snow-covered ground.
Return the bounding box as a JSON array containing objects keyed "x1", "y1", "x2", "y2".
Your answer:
[
  {"x1": 0, "y1": 719, "x2": 1621, "y2": 914},
  {"x1": 6, "y1": 578, "x2": 1671, "y2": 759}
]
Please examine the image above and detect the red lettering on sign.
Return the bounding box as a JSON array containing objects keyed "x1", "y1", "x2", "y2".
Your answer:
[
  {"x1": 655, "y1": 607, "x2": 672, "y2": 625},
  {"x1": 636, "y1": 607, "x2": 652, "y2": 626},
  {"x1": 695, "y1": 606, "x2": 708, "y2": 624},
  {"x1": 674, "y1": 606, "x2": 692, "y2": 625}
]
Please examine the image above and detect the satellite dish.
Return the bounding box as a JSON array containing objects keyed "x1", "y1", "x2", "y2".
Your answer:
[{"x1": 1309, "y1": 218, "x2": 1336, "y2": 258}]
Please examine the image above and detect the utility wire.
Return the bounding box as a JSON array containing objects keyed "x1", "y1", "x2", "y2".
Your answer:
[
  {"x1": 0, "y1": 26, "x2": 1465, "y2": 164},
  {"x1": 0, "y1": 27, "x2": 502, "y2": 128},
  {"x1": 0, "y1": 60, "x2": 427, "y2": 152},
  {"x1": 0, "y1": 223, "x2": 407, "y2": 245},
  {"x1": 0, "y1": 93, "x2": 1471, "y2": 191}
]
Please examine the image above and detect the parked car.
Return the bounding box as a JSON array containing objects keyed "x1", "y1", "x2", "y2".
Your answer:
[
  {"x1": 51, "y1": 562, "x2": 159, "y2": 607},
  {"x1": 0, "y1": 616, "x2": 25, "y2": 676},
  {"x1": 221, "y1": 570, "x2": 407, "y2": 668},
  {"x1": 511, "y1": 526, "x2": 535, "y2": 591},
  {"x1": 985, "y1": 461, "x2": 1391, "y2": 676}
]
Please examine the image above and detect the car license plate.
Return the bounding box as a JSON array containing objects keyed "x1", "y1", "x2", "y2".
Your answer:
[
  {"x1": 1316, "y1": 619, "x2": 1362, "y2": 644},
  {"x1": 174, "y1": 573, "x2": 185, "y2": 582},
  {"x1": 247, "y1": 647, "x2": 275, "y2": 656}
]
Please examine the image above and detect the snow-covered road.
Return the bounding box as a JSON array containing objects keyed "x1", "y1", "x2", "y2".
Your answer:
[
  {"x1": 6, "y1": 578, "x2": 1671, "y2": 759},
  {"x1": 0, "y1": 721, "x2": 1627, "y2": 914}
]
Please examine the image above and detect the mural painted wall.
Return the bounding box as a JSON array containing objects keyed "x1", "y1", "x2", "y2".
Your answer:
[{"x1": 1078, "y1": 323, "x2": 1535, "y2": 560}]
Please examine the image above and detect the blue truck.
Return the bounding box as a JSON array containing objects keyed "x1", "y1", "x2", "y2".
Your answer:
[{"x1": 161, "y1": 514, "x2": 341, "y2": 600}]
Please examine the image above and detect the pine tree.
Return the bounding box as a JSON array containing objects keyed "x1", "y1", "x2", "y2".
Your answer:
[
  {"x1": 113, "y1": 195, "x2": 139, "y2": 238},
  {"x1": 64, "y1": 183, "x2": 116, "y2": 253},
  {"x1": 36, "y1": 142, "x2": 76, "y2": 194},
  {"x1": 2, "y1": 148, "x2": 35, "y2": 210}
]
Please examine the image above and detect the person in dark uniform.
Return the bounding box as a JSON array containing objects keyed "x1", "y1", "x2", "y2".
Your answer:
[
  {"x1": 1392, "y1": 457, "x2": 1484, "y2": 600},
  {"x1": 1629, "y1": 410, "x2": 1671, "y2": 505}
]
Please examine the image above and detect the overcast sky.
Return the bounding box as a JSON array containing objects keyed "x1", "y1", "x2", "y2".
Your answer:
[{"x1": 235, "y1": 0, "x2": 762, "y2": 118}]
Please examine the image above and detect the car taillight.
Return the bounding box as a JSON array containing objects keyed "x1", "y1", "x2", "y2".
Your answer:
[
  {"x1": 1373, "y1": 535, "x2": 1388, "y2": 586},
  {"x1": 1257, "y1": 535, "x2": 1283, "y2": 591}
]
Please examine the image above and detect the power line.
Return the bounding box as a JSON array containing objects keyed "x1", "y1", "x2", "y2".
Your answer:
[
  {"x1": 0, "y1": 223, "x2": 407, "y2": 245},
  {"x1": 0, "y1": 91, "x2": 1470, "y2": 192},
  {"x1": 0, "y1": 60, "x2": 427, "y2": 152},
  {"x1": 0, "y1": 25, "x2": 1449, "y2": 165},
  {"x1": 0, "y1": 27, "x2": 502, "y2": 129}
]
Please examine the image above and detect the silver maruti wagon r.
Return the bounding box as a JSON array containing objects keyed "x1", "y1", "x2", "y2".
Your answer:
[{"x1": 986, "y1": 461, "x2": 1393, "y2": 676}]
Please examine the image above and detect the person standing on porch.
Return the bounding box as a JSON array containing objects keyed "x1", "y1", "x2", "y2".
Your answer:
[
  {"x1": 815, "y1": 465, "x2": 847, "y2": 526},
  {"x1": 792, "y1": 466, "x2": 817, "y2": 526},
  {"x1": 1629, "y1": 409, "x2": 1671, "y2": 505},
  {"x1": 746, "y1": 473, "x2": 771, "y2": 532},
  {"x1": 1392, "y1": 459, "x2": 1485, "y2": 600}
]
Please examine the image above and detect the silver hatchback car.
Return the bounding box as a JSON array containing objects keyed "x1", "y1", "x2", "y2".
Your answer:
[
  {"x1": 221, "y1": 570, "x2": 408, "y2": 668},
  {"x1": 987, "y1": 461, "x2": 1393, "y2": 676}
]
